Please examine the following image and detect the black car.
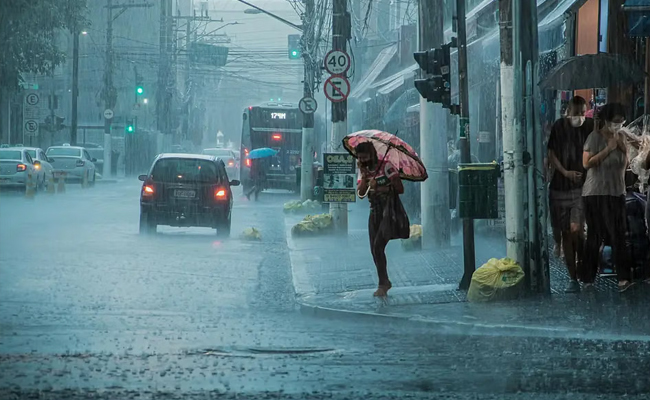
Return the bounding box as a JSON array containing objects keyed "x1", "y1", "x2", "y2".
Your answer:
[{"x1": 138, "y1": 154, "x2": 240, "y2": 236}]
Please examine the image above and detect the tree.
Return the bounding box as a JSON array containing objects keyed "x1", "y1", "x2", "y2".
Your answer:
[{"x1": 0, "y1": 0, "x2": 88, "y2": 90}]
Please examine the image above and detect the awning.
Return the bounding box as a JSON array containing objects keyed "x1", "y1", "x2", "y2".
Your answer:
[
  {"x1": 624, "y1": 0, "x2": 650, "y2": 37},
  {"x1": 350, "y1": 44, "x2": 398, "y2": 99},
  {"x1": 371, "y1": 64, "x2": 418, "y2": 94},
  {"x1": 539, "y1": 0, "x2": 585, "y2": 30}
]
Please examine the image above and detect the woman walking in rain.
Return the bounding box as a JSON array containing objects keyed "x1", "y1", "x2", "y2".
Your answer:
[
  {"x1": 356, "y1": 142, "x2": 408, "y2": 297},
  {"x1": 582, "y1": 103, "x2": 633, "y2": 292}
]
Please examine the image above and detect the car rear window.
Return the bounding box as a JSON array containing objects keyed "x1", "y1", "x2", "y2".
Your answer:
[
  {"x1": 47, "y1": 148, "x2": 81, "y2": 157},
  {"x1": 151, "y1": 158, "x2": 219, "y2": 183},
  {"x1": 0, "y1": 150, "x2": 22, "y2": 160}
]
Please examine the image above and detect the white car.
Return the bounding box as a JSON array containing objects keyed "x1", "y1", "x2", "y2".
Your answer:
[
  {"x1": 22, "y1": 147, "x2": 55, "y2": 189},
  {"x1": 202, "y1": 148, "x2": 240, "y2": 180},
  {"x1": 0, "y1": 148, "x2": 39, "y2": 189},
  {"x1": 46, "y1": 145, "x2": 97, "y2": 185}
]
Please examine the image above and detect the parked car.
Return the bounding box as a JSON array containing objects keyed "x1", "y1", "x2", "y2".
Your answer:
[
  {"x1": 138, "y1": 153, "x2": 240, "y2": 237},
  {"x1": 22, "y1": 147, "x2": 55, "y2": 190},
  {"x1": 201, "y1": 148, "x2": 240, "y2": 180},
  {"x1": 46, "y1": 145, "x2": 96, "y2": 185},
  {"x1": 0, "y1": 148, "x2": 39, "y2": 190}
]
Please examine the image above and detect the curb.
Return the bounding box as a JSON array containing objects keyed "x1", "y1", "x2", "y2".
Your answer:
[
  {"x1": 298, "y1": 299, "x2": 650, "y2": 342},
  {"x1": 96, "y1": 179, "x2": 120, "y2": 184}
]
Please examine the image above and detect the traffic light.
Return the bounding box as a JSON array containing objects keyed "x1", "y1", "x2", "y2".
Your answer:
[
  {"x1": 125, "y1": 119, "x2": 135, "y2": 133},
  {"x1": 288, "y1": 34, "x2": 301, "y2": 60},
  {"x1": 135, "y1": 72, "x2": 144, "y2": 96},
  {"x1": 413, "y1": 41, "x2": 457, "y2": 113}
]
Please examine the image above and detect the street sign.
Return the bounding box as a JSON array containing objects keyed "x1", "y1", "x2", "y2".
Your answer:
[
  {"x1": 324, "y1": 75, "x2": 351, "y2": 103},
  {"x1": 298, "y1": 97, "x2": 318, "y2": 114},
  {"x1": 24, "y1": 120, "x2": 38, "y2": 134},
  {"x1": 103, "y1": 109, "x2": 114, "y2": 120},
  {"x1": 323, "y1": 153, "x2": 356, "y2": 203},
  {"x1": 23, "y1": 92, "x2": 40, "y2": 139},
  {"x1": 324, "y1": 50, "x2": 350, "y2": 75}
]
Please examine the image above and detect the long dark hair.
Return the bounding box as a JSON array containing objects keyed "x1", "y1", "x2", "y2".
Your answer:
[{"x1": 355, "y1": 142, "x2": 377, "y2": 162}]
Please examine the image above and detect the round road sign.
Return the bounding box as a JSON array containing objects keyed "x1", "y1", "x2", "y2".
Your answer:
[
  {"x1": 324, "y1": 50, "x2": 351, "y2": 75},
  {"x1": 26, "y1": 93, "x2": 39, "y2": 106},
  {"x1": 324, "y1": 75, "x2": 351, "y2": 103},
  {"x1": 299, "y1": 97, "x2": 318, "y2": 114},
  {"x1": 24, "y1": 120, "x2": 38, "y2": 133},
  {"x1": 103, "y1": 109, "x2": 114, "y2": 120}
]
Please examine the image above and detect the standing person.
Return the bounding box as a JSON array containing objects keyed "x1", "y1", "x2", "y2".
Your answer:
[
  {"x1": 356, "y1": 142, "x2": 408, "y2": 297},
  {"x1": 547, "y1": 96, "x2": 594, "y2": 292},
  {"x1": 246, "y1": 158, "x2": 265, "y2": 201},
  {"x1": 582, "y1": 103, "x2": 633, "y2": 292}
]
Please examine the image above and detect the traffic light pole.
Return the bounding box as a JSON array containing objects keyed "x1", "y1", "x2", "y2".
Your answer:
[
  {"x1": 457, "y1": 0, "x2": 476, "y2": 290},
  {"x1": 329, "y1": 0, "x2": 350, "y2": 233},
  {"x1": 300, "y1": 0, "x2": 315, "y2": 202},
  {"x1": 71, "y1": 28, "x2": 80, "y2": 146},
  {"x1": 418, "y1": 0, "x2": 450, "y2": 250}
]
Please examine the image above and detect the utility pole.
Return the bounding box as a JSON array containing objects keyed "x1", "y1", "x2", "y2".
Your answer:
[
  {"x1": 498, "y1": 0, "x2": 526, "y2": 272},
  {"x1": 157, "y1": 0, "x2": 173, "y2": 140},
  {"x1": 329, "y1": 0, "x2": 351, "y2": 233},
  {"x1": 103, "y1": 0, "x2": 114, "y2": 179},
  {"x1": 457, "y1": 0, "x2": 476, "y2": 290},
  {"x1": 71, "y1": 28, "x2": 80, "y2": 146},
  {"x1": 418, "y1": 0, "x2": 450, "y2": 250},
  {"x1": 300, "y1": 0, "x2": 315, "y2": 201},
  {"x1": 184, "y1": 18, "x2": 192, "y2": 143}
]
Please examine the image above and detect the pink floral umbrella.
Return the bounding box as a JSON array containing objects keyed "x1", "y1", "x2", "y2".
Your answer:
[{"x1": 343, "y1": 130, "x2": 428, "y2": 182}]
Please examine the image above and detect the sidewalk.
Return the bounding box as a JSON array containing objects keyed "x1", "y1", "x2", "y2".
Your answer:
[{"x1": 285, "y1": 203, "x2": 650, "y2": 340}]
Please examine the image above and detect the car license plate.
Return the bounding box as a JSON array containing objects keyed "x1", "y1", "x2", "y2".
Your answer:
[{"x1": 174, "y1": 189, "x2": 195, "y2": 198}]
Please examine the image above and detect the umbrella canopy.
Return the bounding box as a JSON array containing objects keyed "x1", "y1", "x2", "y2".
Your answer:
[
  {"x1": 248, "y1": 147, "x2": 278, "y2": 159},
  {"x1": 342, "y1": 130, "x2": 428, "y2": 182},
  {"x1": 539, "y1": 53, "x2": 646, "y2": 90}
]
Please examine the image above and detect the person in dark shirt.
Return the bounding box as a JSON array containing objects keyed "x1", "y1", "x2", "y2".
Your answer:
[{"x1": 547, "y1": 96, "x2": 594, "y2": 293}]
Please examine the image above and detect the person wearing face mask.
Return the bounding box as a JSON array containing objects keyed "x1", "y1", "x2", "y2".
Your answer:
[
  {"x1": 582, "y1": 103, "x2": 633, "y2": 292},
  {"x1": 547, "y1": 96, "x2": 594, "y2": 293}
]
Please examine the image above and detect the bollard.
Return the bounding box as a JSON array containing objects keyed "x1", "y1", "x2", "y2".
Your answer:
[
  {"x1": 56, "y1": 172, "x2": 66, "y2": 194},
  {"x1": 47, "y1": 174, "x2": 55, "y2": 194},
  {"x1": 25, "y1": 171, "x2": 36, "y2": 199},
  {"x1": 81, "y1": 169, "x2": 89, "y2": 189}
]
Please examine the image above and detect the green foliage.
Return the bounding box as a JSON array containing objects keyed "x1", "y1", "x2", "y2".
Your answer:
[{"x1": 0, "y1": 0, "x2": 88, "y2": 89}]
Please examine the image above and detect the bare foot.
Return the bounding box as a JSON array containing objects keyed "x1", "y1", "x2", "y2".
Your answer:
[{"x1": 373, "y1": 282, "x2": 392, "y2": 297}]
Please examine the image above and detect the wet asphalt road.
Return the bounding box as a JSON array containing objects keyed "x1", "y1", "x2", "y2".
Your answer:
[{"x1": 1, "y1": 180, "x2": 650, "y2": 399}]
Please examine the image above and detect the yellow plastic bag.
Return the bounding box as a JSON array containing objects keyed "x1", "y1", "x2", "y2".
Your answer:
[
  {"x1": 401, "y1": 224, "x2": 422, "y2": 251},
  {"x1": 291, "y1": 213, "x2": 333, "y2": 237},
  {"x1": 467, "y1": 258, "x2": 524, "y2": 302},
  {"x1": 241, "y1": 227, "x2": 262, "y2": 241}
]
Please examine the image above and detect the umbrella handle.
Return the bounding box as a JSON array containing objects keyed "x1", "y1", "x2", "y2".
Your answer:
[{"x1": 358, "y1": 185, "x2": 370, "y2": 199}]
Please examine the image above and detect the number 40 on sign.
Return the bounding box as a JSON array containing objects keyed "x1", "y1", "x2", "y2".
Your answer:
[{"x1": 324, "y1": 50, "x2": 350, "y2": 75}]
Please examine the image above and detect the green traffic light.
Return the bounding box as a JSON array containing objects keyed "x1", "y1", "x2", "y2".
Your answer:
[
  {"x1": 126, "y1": 125, "x2": 134, "y2": 133},
  {"x1": 136, "y1": 86, "x2": 144, "y2": 95}
]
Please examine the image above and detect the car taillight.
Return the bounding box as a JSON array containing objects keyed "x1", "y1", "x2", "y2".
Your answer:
[
  {"x1": 228, "y1": 159, "x2": 235, "y2": 167},
  {"x1": 17, "y1": 164, "x2": 26, "y2": 172},
  {"x1": 245, "y1": 158, "x2": 251, "y2": 167},
  {"x1": 142, "y1": 181, "x2": 155, "y2": 197},
  {"x1": 76, "y1": 159, "x2": 85, "y2": 167},
  {"x1": 215, "y1": 188, "x2": 226, "y2": 199}
]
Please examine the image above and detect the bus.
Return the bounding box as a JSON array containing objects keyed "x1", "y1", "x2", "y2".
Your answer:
[{"x1": 240, "y1": 102, "x2": 306, "y2": 191}]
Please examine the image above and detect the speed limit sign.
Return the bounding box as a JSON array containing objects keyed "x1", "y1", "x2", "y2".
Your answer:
[{"x1": 324, "y1": 50, "x2": 350, "y2": 75}]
